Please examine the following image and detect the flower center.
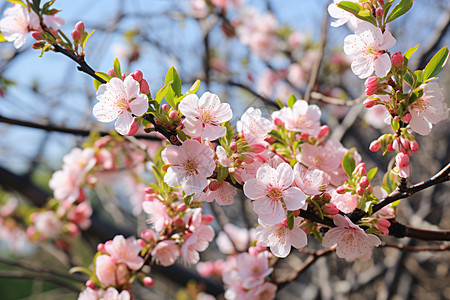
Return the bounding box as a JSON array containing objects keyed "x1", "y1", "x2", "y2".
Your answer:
[
  {"x1": 365, "y1": 45, "x2": 378, "y2": 56},
  {"x1": 268, "y1": 188, "x2": 282, "y2": 199},
  {"x1": 183, "y1": 161, "x2": 197, "y2": 173}
]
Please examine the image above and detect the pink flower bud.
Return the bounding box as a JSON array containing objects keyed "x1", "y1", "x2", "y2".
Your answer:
[
  {"x1": 401, "y1": 112, "x2": 411, "y2": 123},
  {"x1": 300, "y1": 132, "x2": 309, "y2": 140},
  {"x1": 273, "y1": 117, "x2": 284, "y2": 127},
  {"x1": 176, "y1": 202, "x2": 187, "y2": 212},
  {"x1": 126, "y1": 119, "x2": 139, "y2": 136},
  {"x1": 140, "y1": 79, "x2": 150, "y2": 94},
  {"x1": 141, "y1": 229, "x2": 156, "y2": 242},
  {"x1": 410, "y1": 141, "x2": 419, "y2": 151},
  {"x1": 354, "y1": 163, "x2": 367, "y2": 176},
  {"x1": 375, "y1": 7, "x2": 383, "y2": 17},
  {"x1": 322, "y1": 192, "x2": 332, "y2": 202},
  {"x1": 162, "y1": 104, "x2": 170, "y2": 112},
  {"x1": 138, "y1": 239, "x2": 147, "y2": 248},
  {"x1": 131, "y1": 70, "x2": 143, "y2": 82},
  {"x1": 209, "y1": 180, "x2": 221, "y2": 191},
  {"x1": 323, "y1": 203, "x2": 339, "y2": 215},
  {"x1": 248, "y1": 246, "x2": 259, "y2": 256},
  {"x1": 356, "y1": 186, "x2": 365, "y2": 195},
  {"x1": 374, "y1": 219, "x2": 390, "y2": 235},
  {"x1": 108, "y1": 69, "x2": 117, "y2": 77},
  {"x1": 386, "y1": 142, "x2": 394, "y2": 152},
  {"x1": 144, "y1": 187, "x2": 153, "y2": 194},
  {"x1": 143, "y1": 277, "x2": 155, "y2": 287},
  {"x1": 169, "y1": 110, "x2": 178, "y2": 120},
  {"x1": 395, "y1": 152, "x2": 410, "y2": 178},
  {"x1": 250, "y1": 143, "x2": 266, "y2": 153},
  {"x1": 71, "y1": 29, "x2": 81, "y2": 42},
  {"x1": 318, "y1": 125, "x2": 329, "y2": 139},
  {"x1": 31, "y1": 31, "x2": 42, "y2": 40},
  {"x1": 86, "y1": 280, "x2": 96, "y2": 289},
  {"x1": 364, "y1": 76, "x2": 379, "y2": 95},
  {"x1": 202, "y1": 215, "x2": 214, "y2": 224},
  {"x1": 363, "y1": 98, "x2": 376, "y2": 108},
  {"x1": 75, "y1": 21, "x2": 85, "y2": 33},
  {"x1": 359, "y1": 176, "x2": 370, "y2": 188},
  {"x1": 336, "y1": 186, "x2": 347, "y2": 194},
  {"x1": 391, "y1": 51, "x2": 403, "y2": 67},
  {"x1": 97, "y1": 243, "x2": 106, "y2": 253},
  {"x1": 230, "y1": 142, "x2": 237, "y2": 152},
  {"x1": 369, "y1": 140, "x2": 381, "y2": 152}
]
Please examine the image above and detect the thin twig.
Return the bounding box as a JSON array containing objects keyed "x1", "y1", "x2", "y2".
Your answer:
[{"x1": 380, "y1": 242, "x2": 450, "y2": 252}]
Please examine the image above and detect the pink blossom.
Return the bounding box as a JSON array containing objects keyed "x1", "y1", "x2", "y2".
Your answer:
[
  {"x1": 205, "y1": 181, "x2": 236, "y2": 205},
  {"x1": 344, "y1": 23, "x2": 396, "y2": 78},
  {"x1": 93, "y1": 76, "x2": 149, "y2": 135},
  {"x1": 104, "y1": 235, "x2": 144, "y2": 270},
  {"x1": 364, "y1": 105, "x2": 390, "y2": 129},
  {"x1": 256, "y1": 217, "x2": 307, "y2": 258},
  {"x1": 142, "y1": 200, "x2": 171, "y2": 232},
  {"x1": 78, "y1": 287, "x2": 99, "y2": 300},
  {"x1": 297, "y1": 140, "x2": 342, "y2": 172},
  {"x1": 162, "y1": 139, "x2": 216, "y2": 195},
  {"x1": 179, "y1": 92, "x2": 232, "y2": 140},
  {"x1": 322, "y1": 215, "x2": 381, "y2": 261},
  {"x1": 235, "y1": 251, "x2": 273, "y2": 289},
  {"x1": 216, "y1": 145, "x2": 232, "y2": 167},
  {"x1": 293, "y1": 163, "x2": 325, "y2": 195},
  {"x1": 95, "y1": 254, "x2": 127, "y2": 286},
  {"x1": 34, "y1": 211, "x2": 62, "y2": 239},
  {"x1": 287, "y1": 64, "x2": 306, "y2": 89},
  {"x1": 246, "y1": 282, "x2": 277, "y2": 300},
  {"x1": 216, "y1": 223, "x2": 255, "y2": 254},
  {"x1": 244, "y1": 163, "x2": 307, "y2": 225},
  {"x1": 236, "y1": 107, "x2": 273, "y2": 144},
  {"x1": 328, "y1": 0, "x2": 361, "y2": 28},
  {"x1": 409, "y1": 82, "x2": 449, "y2": 136},
  {"x1": 395, "y1": 152, "x2": 409, "y2": 178},
  {"x1": 0, "y1": 4, "x2": 40, "y2": 48},
  {"x1": 330, "y1": 190, "x2": 358, "y2": 214},
  {"x1": 181, "y1": 224, "x2": 215, "y2": 264},
  {"x1": 42, "y1": 14, "x2": 65, "y2": 29},
  {"x1": 151, "y1": 239, "x2": 180, "y2": 266},
  {"x1": 67, "y1": 202, "x2": 93, "y2": 230},
  {"x1": 272, "y1": 100, "x2": 321, "y2": 136},
  {"x1": 102, "y1": 287, "x2": 131, "y2": 300}
]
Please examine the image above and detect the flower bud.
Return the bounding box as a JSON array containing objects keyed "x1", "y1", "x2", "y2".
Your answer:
[
  {"x1": 250, "y1": 143, "x2": 266, "y2": 153},
  {"x1": 161, "y1": 104, "x2": 170, "y2": 112},
  {"x1": 273, "y1": 117, "x2": 284, "y2": 127},
  {"x1": 71, "y1": 29, "x2": 81, "y2": 42},
  {"x1": 336, "y1": 186, "x2": 347, "y2": 194},
  {"x1": 378, "y1": 0, "x2": 384, "y2": 5},
  {"x1": 230, "y1": 142, "x2": 237, "y2": 152},
  {"x1": 318, "y1": 125, "x2": 329, "y2": 139},
  {"x1": 359, "y1": 176, "x2": 370, "y2": 188},
  {"x1": 97, "y1": 243, "x2": 106, "y2": 253},
  {"x1": 31, "y1": 31, "x2": 42, "y2": 40},
  {"x1": 363, "y1": 98, "x2": 376, "y2": 108},
  {"x1": 202, "y1": 214, "x2": 214, "y2": 224},
  {"x1": 144, "y1": 187, "x2": 154, "y2": 194},
  {"x1": 375, "y1": 7, "x2": 383, "y2": 17},
  {"x1": 369, "y1": 140, "x2": 381, "y2": 152},
  {"x1": 143, "y1": 277, "x2": 155, "y2": 287},
  {"x1": 410, "y1": 141, "x2": 419, "y2": 152},
  {"x1": 356, "y1": 186, "x2": 365, "y2": 195},
  {"x1": 300, "y1": 132, "x2": 309, "y2": 140},
  {"x1": 86, "y1": 280, "x2": 96, "y2": 289},
  {"x1": 108, "y1": 68, "x2": 117, "y2": 77},
  {"x1": 140, "y1": 79, "x2": 150, "y2": 94},
  {"x1": 323, "y1": 203, "x2": 339, "y2": 215},
  {"x1": 248, "y1": 246, "x2": 259, "y2": 256},
  {"x1": 32, "y1": 42, "x2": 44, "y2": 49},
  {"x1": 141, "y1": 229, "x2": 156, "y2": 242},
  {"x1": 374, "y1": 219, "x2": 390, "y2": 235},
  {"x1": 75, "y1": 21, "x2": 85, "y2": 33},
  {"x1": 209, "y1": 180, "x2": 221, "y2": 191},
  {"x1": 322, "y1": 192, "x2": 332, "y2": 202},
  {"x1": 402, "y1": 113, "x2": 412, "y2": 123},
  {"x1": 364, "y1": 76, "x2": 379, "y2": 95},
  {"x1": 395, "y1": 152, "x2": 410, "y2": 178},
  {"x1": 126, "y1": 119, "x2": 139, "y2": 136},
  {"x1": 131, "y1": 70, "x2": 143, "y2": 82},
  {"x1": 391, "y1": 51, "x2": 403, "y2": 67},
  {"x1": 169, "y1": 110, "x2": 178, "y2": 120},
  {"x1": 354, "y1": 163, "x2": 367, "y2": 176},
  {"x1": 386, "y1": 142, "x2": 394, "y2": 152},
  {"x1": 138, "y1": 239, "x2": 147, "y2": 248}
]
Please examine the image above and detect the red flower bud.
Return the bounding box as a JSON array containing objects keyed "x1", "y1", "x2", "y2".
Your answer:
[
  {"x1": 375, "y1": 7, "x2": 383, "y2": 17},
  {"x1": 336, "y1": 186, "x2": 347, "y2": 194},
  {"x1": 201, "y1": 214, "x2": 214, "y2": 224},
  {"x1": 363, "y1": 98, "x2": 376, "y2": 108},
  {"x1": 140, "y1": 79, "x2": 150, "y2": 94},
  {"x1": 402, "y1": 113, "x2": 412, "y2": 123},
  {"x1": 131, "y1": 70, "x2": 143, "y2": 82},
  {"x1": 318, "y1": 125, "x2": 329, "y2": 139},
  {"x1": 169, "y1": 110, "x2": 178, "y2": 120},
  {"x1": 369, "y1": 140, "x2": 381, "y2": 152},
  {"x1": 75, "y1": 21, "x2": 85, "y2": 33},
  {"x1": 71, "y1": 29, "x2": 81, "y2": 42},
  {"x1": 143, "y1": 277, "x2": 155, "y2": 287},
  {"x1": 364, "y1": 76, "x2": 379, "y2": 95},
  {"x1": 31, "y1": 31, "x2": 42, "y2": 40},
  {"x1": 359, "y1": 176, "x2": 370, "y2": 188},
  {"x1": 410, "y1": 141, "x2": 419, "y2": 151},
  {"x1": 86, "y1": 280, "x2": 96, "y2": 289},
  {"x1": 323, "y1": 203, "x2": 339, "y2": 215},
  {"x1": 391, "y1": 51, "x2": 403, "y2": 67}
]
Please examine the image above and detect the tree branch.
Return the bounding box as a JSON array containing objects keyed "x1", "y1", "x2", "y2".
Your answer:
[
  {"x1": 380, "y1": 242, "x2": 450, "y2": 252},
  {"x1": 0, "y1": 271, "x2": 81, "y2": 293}
]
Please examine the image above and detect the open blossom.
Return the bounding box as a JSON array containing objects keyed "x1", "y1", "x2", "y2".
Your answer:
[
  {"x1": 235, "y1": 251, "x2": 273, "y2": 289},
  {"x1": 205, "y1": 181, "x2": 236, "y2": 205},
  {"x1": 344, "y1": 23, "x2": 396, "y2": 78},
  {"x1": 93, "y1": 76, "x2": 149, "y2": 135},
  {"x1": 322, "y1": 215, "x2": 381, "y2": 262},
  {"x1": 142, "y1": 200, "x2": 171, "y2": 232},
  {"x1": 256, "y1": 217, "x2": 307, "y2": 258},
  {"x1": 293, "y1": 163, "x2": 325, "y2": 195},
  {"x1": 162, "y1": 139, "x2": 216, "y2": 195},
  {"x1": 104, "y1": 235, "x2": 144, "y2": 270},
  {"x1": 181, "y1": 224, "x2": 215, "y2": 264},
  {"x1": 78, "y1": 287, "x2": 131, "y2": 300},
  {"x1": 0, "y1": 4, "x2": 40, "y2": 49},
  {"x1": 272, "y1": 100, "x2": 321, "y2": 136},
  {"x1": 151, "y1": 239, "x2": 180, "y2": 266},
  {"x1": 244, "y1": 163, "x2": 307, "y2": 225},
  {"x1": 179, "y1": 92, "x2": 232, "y2": 140},
  {"x1": 95, "y1": 254, "x2": 127, "y2": 286},
  {"x1": 34, "y1": 211, "x2": 63, "y2": 239},
  {"x1": 236, "y1": 108, "x2": 273, "y2": 145},
  {"x1": 409, "y1": 81, "x2": 449, "y2": 135},
  {"x1": 330, "y1": 190, "x2": 358, "y2": 214}
]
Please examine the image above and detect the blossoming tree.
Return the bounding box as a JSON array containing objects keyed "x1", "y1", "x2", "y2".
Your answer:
[{"x1": 0, "y1": 0, "x2": 449, "y2": 299}]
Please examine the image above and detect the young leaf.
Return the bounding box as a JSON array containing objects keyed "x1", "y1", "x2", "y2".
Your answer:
[
  {"x1": 69, "y1": 266, "x2": 93, "y2": 276},
  {"x1": 367, "y1": 167, "x2": 378, "y2": 182},
  {"x1": 95, "y1": 72, "x2": 111, "y2": 83},
  {"x1": 404, "y1": 44, "x2": 419, "y2": 60},
  {"x1": 82, "y1": 30, "x2": 95, "y2": 50},
  {"x1": 94, "y1": 79, "x2": 102, "y2": 90},
  {"x1": 164, "y1": 86, "x2": 177, "y2": 108},
  {"x1": 287, "y1": 94, "x2": 296, "y2": 109},
  {"x1": 386, "y1": 0, "x2": 413, "y2": 23},
  {"x1": 0, "y1": 33, "x2": 7, "y2": 43},
  {"x1": 423, "y1": 46, "x2": 449, "y2": 81},
  {"x1": 342, "y1": 152, "x2": 356, "y2": 178},
  {"x1": 216, "y1": 166, "x2": 229, "y2": 183},
  {"x1": 224, "y1": 121, "x2": 234, "y2": 145},
  {"x1": 286, "y1": 214, "x2": 294, "y2": 230},
  {"x1": 337, "y1": 1, "x2": 377, "y2": 26},
  {"x1": 113, "y1": 58, "x2": 121, "y2": 79},
  {"x1": 155, "y1": 81, "x2": 173, "y2": 105},
  {"x1": 165, "y1": 67, "x2": 182, "y2": 97},
  {"x1": 176, "y1": 129, "x2": 187, "y2": 142},
  {"x1": 186, "y1": 79, "x2": 200, "y2": 95},
  {"x1": 6, "y1": 0, "x2": 27, "y2": 7}
]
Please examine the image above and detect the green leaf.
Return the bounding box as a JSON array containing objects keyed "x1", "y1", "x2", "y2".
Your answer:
[
  {"x1": 186, "y1": 79, "x2": 200, "y2": 94},
  {"x1": 423, "y1": 46, "x2": 449, "y2": 81},
  {"x1": 276, "y1": 98, "x2": 285, "y2": 109},
  {"x1": 268, "y1": 129, "x2": 284, "y2": 143},
  {"x1": 287, "y1": 94, "x2": 296, "y2": 109},
  {"x1": 95, "y1": 72, "x2": 111, "y2": 82},
  {"x1": 69, "y1": 266, "x2": 93, "y2": 276},
  {"x1": 391, "y1": 118, "x2": 400, "y2": 131},
  {"x1": 404, "y1": 69, "x2": 417, "y2": 89},
  {"x1": 82, "y1": 30, "x2": 95, "y2": 50},
  {"x1": 58, "y1": 30, "x2": 73, "y2": 49},
  {"x1": 382, "y1": 0, "x2": 395, "y2": 20},
  {"x1": 183, "y1": 194, "x2": 194, "y2": 206},
  {"x1": 342, "y1": 152, "x2": 356, "y2": 178},
  {"x1": 94, "y1": 79, "x2": 102, "y2": 90},
  {"x1": 383, "y1": 170, "x2": 397, "y2": 194},
  {"x1": 404, "y1": 44, "x2": 419, "y2": 60},
  {"x1": 286, "y1": 214, "x2": 294, "y2": 230},
  {"x1": 155, "y1": 81, "x2": 173, "y2": 105},
  {"x1": 6, "y1": 0, "x2": 26, "y2": 7},
  {"x1": 386, "y1": 0, "x2": 413, "y2": 23},
  {"x1": 367, "y1": 167, "x2": 378, "y2": 182},
  {"x1": 176, "y1": 129, "x2": 187, "y2": 142},
  {"x1": 224, "y1": 121, "x2": 234, "y2": 145},
  {"x1": 38, "y1": 44, "x2": 51, "y2": 57},
  {"x1": 337, "y1": 1, "x2": 377, "y2": 26},
  {"x1": 42, "y1": 0, "x2": 56, "y2": 14},
  {"x1": 164, "y1": 86, "x2": 177, "y2": 108},
  {"x1": 0, "y1": 32, "x2": 7, "y2": 43},
  {"x1": 113, "y1": 58, "x2": 121, "y2": 79},
  {"x1": 165, "y1": 67, "x2": 182, "y2": 97},
  {"x1": 216, "y1": 166, "x2": 229, "y2": 183}
]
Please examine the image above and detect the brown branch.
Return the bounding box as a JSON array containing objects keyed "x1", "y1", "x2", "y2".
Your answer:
[
  {"x1": 304, "y1": 2, "x2": 329, "y2": 102},
  {"x1": 380, "y1": 242, "x2": 450, "y2": 252},
  {"x1": 226, "y1": 80, "x2": 278, "y2": 109},
  {"x1": 0, "y1": 115, "x2": 162, "y2": 141},
  {"x1": 310, "y1": 91, "x2": 365, "y2": 106},
  {"x1": 0, "y1": 271, "x2": 81, "y2": 293},
  {"x1": 276, "y1": 248, "x2": 335, "y2": 289}
]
